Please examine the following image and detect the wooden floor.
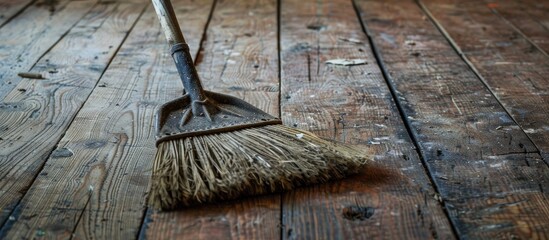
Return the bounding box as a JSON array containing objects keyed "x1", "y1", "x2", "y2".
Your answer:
[{"x1": 0, "y1": 0, "x2": 548, "y2": 239}]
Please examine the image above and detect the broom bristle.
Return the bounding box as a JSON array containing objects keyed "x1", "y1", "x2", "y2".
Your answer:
[{"x1": 149, "y1": 124, "x2": 368, "y2": 210}]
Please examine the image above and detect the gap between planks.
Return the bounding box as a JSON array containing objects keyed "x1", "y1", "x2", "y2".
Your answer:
[
  {"x1": 355, "y1": 0, "x2": 549, "y2": 238},
  {"x1": 145, "y1": 0, "x2": 281, "y2": 239},
  {"x1": 279, "y1": 0, "x2": 453, "y2": 239},
  {"x1": 0, "y1": 0, "x2": 100, "y2": 100},
  {"x1": 0, "y1": 1, "x2": 149, "y2": 238},
  {"x1": 416, "y1": 0, "x2": 546, "y2": 159},
  {"x1": 351, "y1": 0, "x2": 459, "y2": 236},
  {"x1": 0, "y1": 0, "x2": 35, "y2": 28},
  {"x1": 416, "y1": 0, "x2": 549, "y2": 163}
]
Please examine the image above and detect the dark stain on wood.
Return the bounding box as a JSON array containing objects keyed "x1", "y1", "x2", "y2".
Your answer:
[
  {"x1": 0, "y1": 102, "x2": 24, "y2": 111},
  {"x1": 84, "y1": 140, "x2": 107, "y2": 149},
  {"x1": 306, "y1": 23, "x2": 327, "y2": 31},
  {"x1": 51, "y1": 148, "x2": 73, "y2": 158},
  {"x1": 342, "y1": 206, "x2": 375, "y2": 221}
]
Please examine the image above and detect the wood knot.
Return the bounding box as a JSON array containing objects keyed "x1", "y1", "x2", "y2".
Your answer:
[{"x1": 342, "y1": 206, "x2": 375, "y2": 221}]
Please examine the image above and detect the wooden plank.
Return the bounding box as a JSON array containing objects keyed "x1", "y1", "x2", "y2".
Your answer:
[
  {"x1": 146, "y1": 195, "x2": 280, "y2": 239},
  {"x1": 73, "y1": 2, "x2": 215, "y2": 238},
  {"x1": 280, "y1": 0, "x2": 454, "y2": 239},
  {"x1": 0, "y1": 2, "x2": 147, "y2": 238},
  {"x1": 420, "y1": 0, "x2": 549, "y2": 158},
  {"x1": 0, "y1": 0, "x2": 34, "y2": 27},
  {"x1": 0, "y1": 0, "x2": 99, "y2": 100},
  {"x1": 446, "y1": 192, "x2": 549, "y2": 240},
  {"x1": 145, "y1": 0, "x2": 282, "y2": 239},
  {"x1": 196, "y1": 0, "x2": 280, "y2": 115},
  {"x1": 355, "y1": 0, "x2": 549, "y2": 238},
  {"x1": 485, "y1": 0, "x2": 549, "y2": 55}
]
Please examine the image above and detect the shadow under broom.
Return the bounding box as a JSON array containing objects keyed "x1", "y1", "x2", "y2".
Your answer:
[{"x1": 149, "y1": 0, "x2": 369, "y2": 210}]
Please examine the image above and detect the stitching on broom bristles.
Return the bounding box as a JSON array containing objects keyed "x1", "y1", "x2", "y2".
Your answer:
[{"x1": 149, "y1": 124, "x2": 369, "y2": 210}]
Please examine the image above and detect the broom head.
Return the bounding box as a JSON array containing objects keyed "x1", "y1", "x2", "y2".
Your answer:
[{"x1": 150, "y1": 91, "x2": 368, "y2": 210}]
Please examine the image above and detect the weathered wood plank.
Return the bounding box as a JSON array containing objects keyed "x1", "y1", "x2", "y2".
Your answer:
[
  {"x1": 356, "y1": 0, "x2": 549, "y2": 238},
  {"x1": 280, "y1": 0, "x2": 454, "y2": 239},
  {"x1": 0, "y1": 0, "x2": 34, "y2": 27},
  {"x1": 197, "y1": 0, "x2": 280, "y2": 115},
  {"x1": 485, "y1": 0, "x2": 549, "y2": 56},
  {"x1": 145, "y1": 0, "x2": 282, "y2": 239},
  {"x1": 420, "y1": 0, "x2": 549, "y2": 158},
  {"x1": 72, "y1": 2, "x2": 215, "y2": 238},
  {"x1": 0, "y1": 0, "x2": 98, "y2": 100},
  {"x1": 446, "y1": 191, "x2": 549, "y2": 240},
  {"x1": 0, "y1": 2, "x2": 147, "y2": 238},
  {"x1": 147, "y1": 195, "x2": 280, "y2": 240}
]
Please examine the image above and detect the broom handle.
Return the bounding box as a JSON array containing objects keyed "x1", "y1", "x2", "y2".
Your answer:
[{"x1": 152, "y1": 0, "x2": 207, "y2": 102}]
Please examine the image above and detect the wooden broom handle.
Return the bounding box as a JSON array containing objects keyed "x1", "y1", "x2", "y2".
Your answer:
[
  {"x1": 151, "y1": 0, "x2": 186, "y2": 46},
  {"x1": 151, "y1": 0, "x2": 209, "y2": 111}
]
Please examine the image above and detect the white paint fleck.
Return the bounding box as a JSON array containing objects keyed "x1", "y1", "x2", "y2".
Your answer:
[
  {"x1": 404, "y1": 40, "x2": 416, "y2": 45},
  {"x1": 373, "y1": 137, "x2": 390, "y2": 141},
  {"x1": 380, "y1": 33, "x2": 396, "y2": 46},
  {"x1": 390, "y1": 211, "x2": 400, "y2": 216},
  {"x1": 490, "y1": 163, "x2": 503, "y2": 168},
  {"x1": 326, "y1": 59, "x2": 367, "y2": 66},
  {"x1": 338, "y1": 37, "x2": 362, "y2": 44},
  {"x1": 524, "y1": 128, "x2": 537, "y2": 133},
  {"x1": 400, "y1": 166, "x2": 415, "y2": 171}
]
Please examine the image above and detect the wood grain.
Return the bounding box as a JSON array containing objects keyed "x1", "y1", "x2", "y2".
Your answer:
[
  {"x1": 485, "y1": 0, "x2": 549, "y2": 55},
  {"x1": 420, "y1": 0, "x2": 549, "y2": 158},
  {"x1": 446, "y1": 191, "x2": 549, "y2": 239},
  {"x1": 280, "y1": 0, "x2": 454, "y2": 239},
  {"x1": 0, "y1": 0, "x2": 98, "y2": 100},
  {"x1": 0, "y1": 0, "x2": 34, "y2": 27},
  {"x1": 196, "y1": 0, "x2": 280, "y2": 115},
  {"x1": 356, "y1": 0, "x2": 549, "y2": 238},
  {"x1": 0, "y1": 0, "x2": 546, "y2": 238},
  {"x1": 70, "y1": 3, "x2": 214, "y2": 238},
  {"x1": 0, "y1": 2, "x2": 147, "y2": 238},
  {"x1": 145, "y1": 0, "x2": 282, "y2": 239}
]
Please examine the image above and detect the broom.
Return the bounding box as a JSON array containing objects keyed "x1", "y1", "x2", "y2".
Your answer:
[{"x1": 149, "y1": 0, "x2": 369, "y2": 210}]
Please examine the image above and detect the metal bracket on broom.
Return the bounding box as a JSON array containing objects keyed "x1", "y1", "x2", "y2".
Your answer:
[{"x1": 151, "y1": 0, "x2": 281, "y2": 146}]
